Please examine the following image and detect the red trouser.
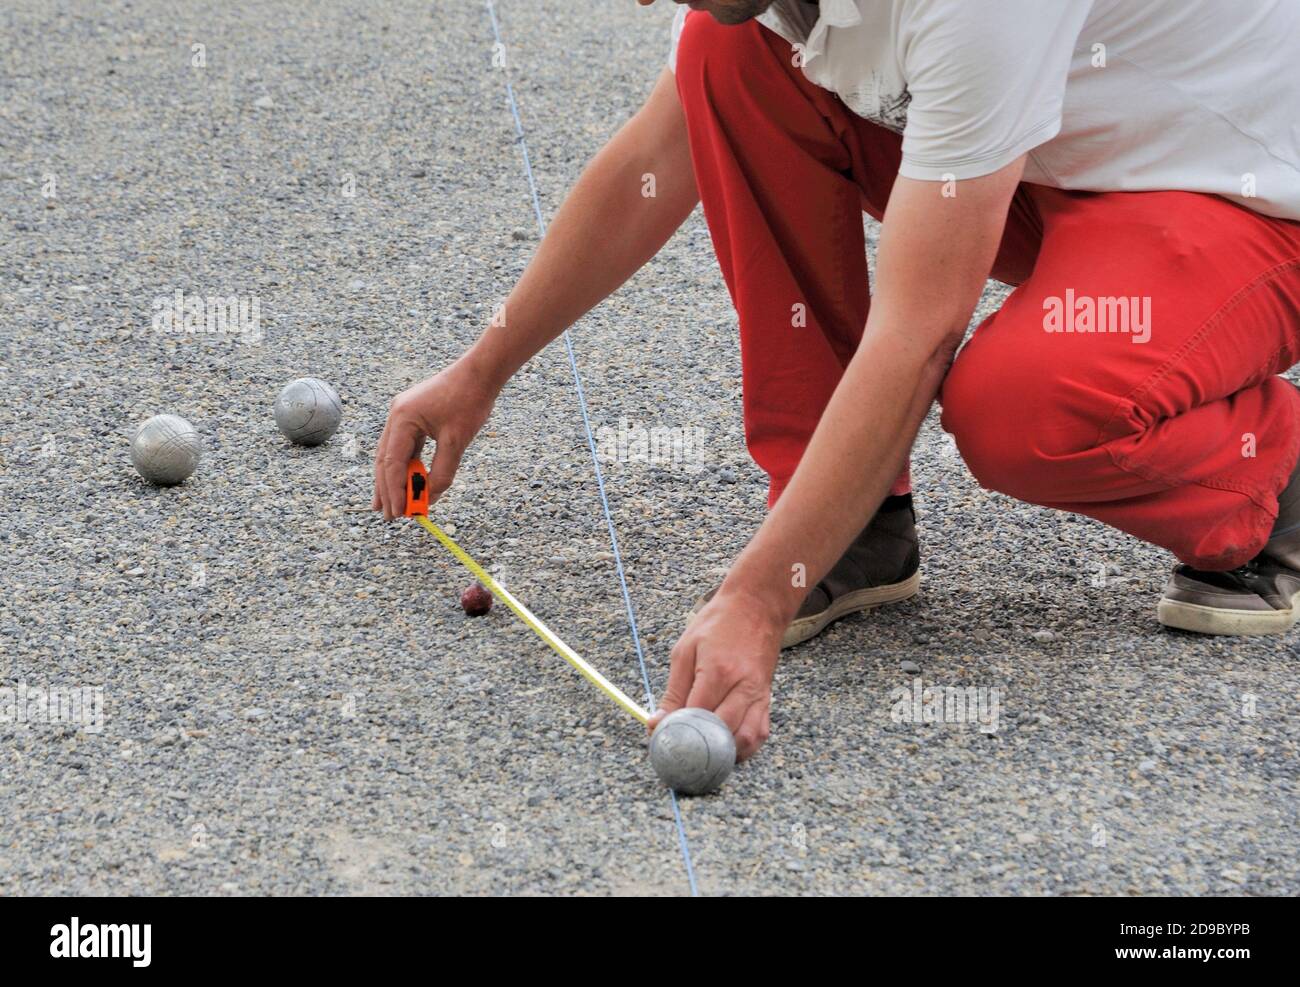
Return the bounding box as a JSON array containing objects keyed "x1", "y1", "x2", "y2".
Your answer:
[{"x1": 673, "y1": 12, "x2": 1300, "y2": 570}]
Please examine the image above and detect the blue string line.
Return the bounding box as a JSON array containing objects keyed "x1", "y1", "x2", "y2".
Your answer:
[{"x1": 484, "y1": 0, "x2": 699, "y2": 898}]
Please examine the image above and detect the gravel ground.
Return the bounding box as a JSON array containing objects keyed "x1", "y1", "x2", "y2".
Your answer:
[{"x1": 2, "y1": 0, "x2": 1296, "y2": 896}]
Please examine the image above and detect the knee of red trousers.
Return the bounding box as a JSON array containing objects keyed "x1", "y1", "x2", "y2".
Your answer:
[
  {"x1": 940, "y1": 337, "x2": 1089, "y2": 504},
  {"x1": 941, "y1": 338, "x2": 1295, "y2": 570},
  {"x1": 674, "y1": 10, "x2": 777, "y2": 100}
]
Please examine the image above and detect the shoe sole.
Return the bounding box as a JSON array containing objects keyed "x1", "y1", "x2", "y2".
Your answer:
[
  {"x1": 781, "y1": 570, "x2": 921, "y2": 649},
  {"x1": 1157, "y1": 590, "x2": 1300, "y2": 636}
]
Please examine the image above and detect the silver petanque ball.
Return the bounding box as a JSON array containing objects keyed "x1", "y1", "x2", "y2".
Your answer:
[
  {"x1": 130, "y1": 414, "x2": 202, "y2": 486},
  {"x1": 274, "y1": 377, "x2": 342, "y2": 446},
  {"x1": 649, "y1": 707, "x2": 737, "y2": 796}
]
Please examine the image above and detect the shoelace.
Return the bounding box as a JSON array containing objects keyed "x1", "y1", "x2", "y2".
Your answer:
[{"x1": 1212, "y1": 557, "x2": 1278, "y2": 598}]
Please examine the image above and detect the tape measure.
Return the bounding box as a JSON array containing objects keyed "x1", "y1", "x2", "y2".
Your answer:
[{"x1": 404, "y1": 459, "x2": 650, "y2": 725}]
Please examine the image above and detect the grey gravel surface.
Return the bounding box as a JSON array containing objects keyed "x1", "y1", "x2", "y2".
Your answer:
[{"x1": 2, "y1": 0, "x2": 1297, "y2": 896}]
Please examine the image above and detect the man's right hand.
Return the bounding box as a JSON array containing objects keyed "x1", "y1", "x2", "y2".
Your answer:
[{"x1": 372, "y1": 359, "x2": 498, "y2": 520}]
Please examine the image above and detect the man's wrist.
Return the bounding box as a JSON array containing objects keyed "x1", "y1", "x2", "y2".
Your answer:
[
  {"x1": 457, "y1": 343, "x2": 511, "y2": 397},
  {"x1": 716, "y1": 557, "x2": 802, "y2": 629}
]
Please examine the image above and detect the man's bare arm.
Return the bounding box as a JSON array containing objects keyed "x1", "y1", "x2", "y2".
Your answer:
[
  {"x1": 469, "y1": 68, "x2": 698, "y2": 392},
  {"x1": 727, "y1": 160, "x2": 1027, "y2": 620},
  {"x1": 374, "y1": 69, "x2": 699, "y2": 517},
  {"x1": 658, "y1": 158, "x2": 1027, "y2": 759}
]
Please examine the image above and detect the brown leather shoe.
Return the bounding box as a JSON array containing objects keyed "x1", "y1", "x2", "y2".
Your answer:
[
  {"x1": 688, "y1": 494, "x2": 921, "y2": 649},
  {"x1": 1158, "y1": 452, "x2": 1300, "y2": 635}
]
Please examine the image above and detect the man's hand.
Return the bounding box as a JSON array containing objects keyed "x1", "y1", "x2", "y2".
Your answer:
[
  {"x1": 649, "y1": 586, "x2": 784, "y2": 761},
  {"x1": 372, "y1": 359, "x2": 498, "y2": 519}
]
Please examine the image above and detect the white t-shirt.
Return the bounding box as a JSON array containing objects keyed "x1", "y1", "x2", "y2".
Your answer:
[{"x1": 668, "y1": 0, "x2": 1300, "y2": 222}]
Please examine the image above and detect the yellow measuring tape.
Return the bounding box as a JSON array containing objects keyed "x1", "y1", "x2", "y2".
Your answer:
[{"x1": 408, "y1": 502, "x2": 650, "y2": 726}]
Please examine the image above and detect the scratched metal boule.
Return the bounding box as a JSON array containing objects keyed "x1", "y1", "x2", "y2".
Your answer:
[
  {"x1": 274, "y1": 377, "x2": 342, "y2": 446},
  {"x1": 649, "y1": 707, "x2": 736, "y2": 796},
  {"x1": 129, "y1": 414, "x2": 201, "y2": 485}
]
